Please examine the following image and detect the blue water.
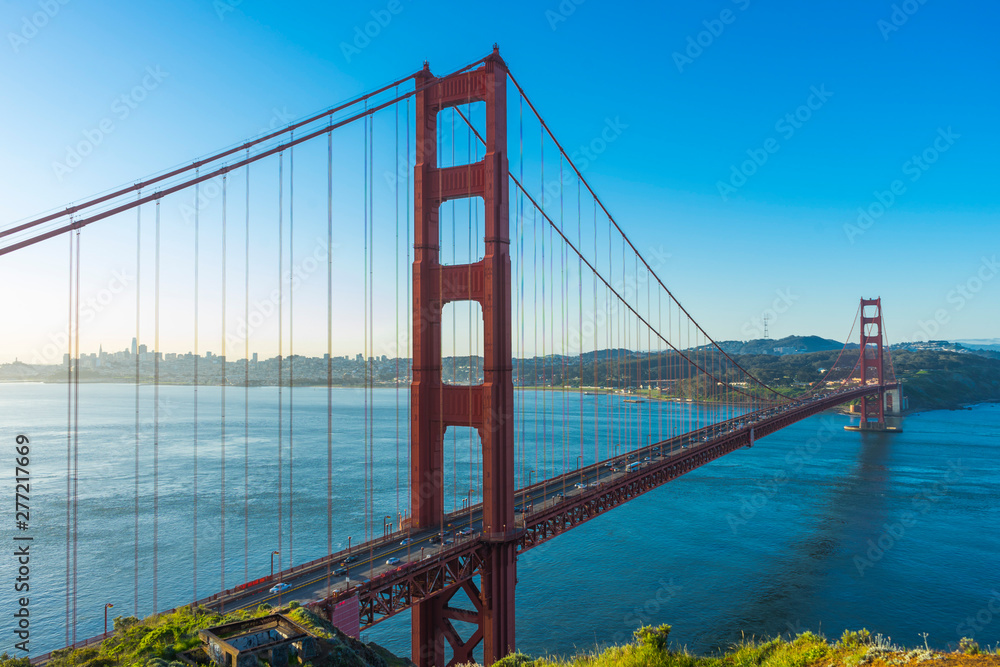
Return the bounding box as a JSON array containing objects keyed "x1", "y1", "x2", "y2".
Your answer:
[{"x1": 1, "y1": 383, "x2": 998, "y2": 658}]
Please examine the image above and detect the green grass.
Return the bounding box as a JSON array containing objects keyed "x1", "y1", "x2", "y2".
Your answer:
[
  {"x1": 469, "y1": 624, "x2": 988, "y2": 667},
  {"x1": 0, "y1": 603, "x2": 396, "y2": 667}
]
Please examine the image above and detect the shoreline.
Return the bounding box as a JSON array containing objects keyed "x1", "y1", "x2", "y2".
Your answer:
[{"x1": 2, "y1": 380, "x2": 997, "y2": 413}]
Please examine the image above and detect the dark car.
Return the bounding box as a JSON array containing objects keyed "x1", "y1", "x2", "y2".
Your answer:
[
  {"x1": 333, "y1": 566, "x2": 348, "y2": 575},
  {"x1": 341, "y1": 555, "x2": 359, "y2": 565}
]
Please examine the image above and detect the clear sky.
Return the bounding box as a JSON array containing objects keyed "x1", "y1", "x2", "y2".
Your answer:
[{"x1": 1, "y1": 0, "x2": 997, "y2": 363}]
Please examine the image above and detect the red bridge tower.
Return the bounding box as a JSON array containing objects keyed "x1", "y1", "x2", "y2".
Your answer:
[
  {"x1": 411, "y1": 47, "x2": 516, "y2": 666},
  {"x1": 859, "y1": 297, "x2": 886, "y2": 429}
]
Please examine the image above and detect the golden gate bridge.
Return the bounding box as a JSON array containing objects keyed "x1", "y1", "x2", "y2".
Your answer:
[{"x1": 1, "y1": 47, "x2": 901, "y2": 666}]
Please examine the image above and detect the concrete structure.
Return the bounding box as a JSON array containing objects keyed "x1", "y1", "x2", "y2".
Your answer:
[{"x1": 199, "y1": 614, "x2": 318, "y2": 667}]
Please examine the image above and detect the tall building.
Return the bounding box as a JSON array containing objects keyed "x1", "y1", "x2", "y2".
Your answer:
[{"x1": 131, "y1": 337, "x2": 137, "y2": 355}]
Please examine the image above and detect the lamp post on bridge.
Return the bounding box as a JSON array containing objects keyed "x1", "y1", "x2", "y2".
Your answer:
[
  {"x1": 103, "y1": 603, "x2": 114, "y2": 638},
  {"x1": 384, "y1": 514, "x2": 393, "y2": 537},
  {"x1": 270, "y1": 550, "x2": 279, "y2": 579}
]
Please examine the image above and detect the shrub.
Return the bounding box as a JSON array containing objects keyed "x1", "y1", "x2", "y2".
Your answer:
[
  {"x1": 838, "y1": 629, "x2": 871, "y2": 648},
  {"x1": 114, "y1": 616, "x2": 140, "y2": 632},
  {"x1": 958, "y1": 637, "x2": 979, "y2": 655},
  {"x1": 634, "y1": 624, "x2": 672, "y2": 651},
  {"x1": 494, "y1": 653, "x2": 534, "y2": 667},
  {"x1": 0, "y1": 652, "x2": 32, "y2": 667}
]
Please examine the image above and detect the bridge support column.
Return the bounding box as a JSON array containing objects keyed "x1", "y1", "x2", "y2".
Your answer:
[
  {"x1": 481, "y1": 541, "x2": 516, "y2": 660},
  {"x1": 411, "y1": 47, "x2": 514, "y2": 667},
  {"x1": 859, "y1": 297, "x2": 887, "y2": 430}
]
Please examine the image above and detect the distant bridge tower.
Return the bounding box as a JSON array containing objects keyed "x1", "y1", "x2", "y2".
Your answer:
[
  {"x1": 859, "y1": 297, "x2": 886, "y2": 429},
  {"x1": 411, "y1": 47, "x2": 515, "y2": 667}
]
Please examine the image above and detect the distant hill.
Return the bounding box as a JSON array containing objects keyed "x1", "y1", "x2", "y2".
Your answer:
[
  {"x1": 952, "y1": 338, "x2": 1000, "y2": 351},
  {"x1": 709, "y1": 335, "x2": 850, "y2": 356}
]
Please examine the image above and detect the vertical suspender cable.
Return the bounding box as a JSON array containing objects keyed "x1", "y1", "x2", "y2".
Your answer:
[
  {"x1": 153, "y1": 199, "x2": 160, "y2": 614},
  {"x1": 221, "y1": 173, "x2": 227, "y2": 594},
  {"x1": 193, "y1": 177, "x2": 200, "y2": 603},
  {"x1": 135, "y1": 197, "x2": 142, "y2": 615},
  {"x1": 559, "y1": 158, "x2": 566, "y2": 481},
  {"x1": 72, "y1": 230, "x2": 80, "y2": 643},
  {"x1": 577, "y1": 175, "x2": 583, "y2": 473},
  {"x1": 65, "y1": 231, "x2": 72, "y2": 645},
  {"x1": 288, "y1": 137, "x2": 294, "y2": 566},
  {"x1": 593, "y1": 200, "x2": 598, "y2": 463},
  {"x1": 451, "y1": 108, "x2": 456, "y2": 510},
  {"x1": 394, "y1": 88, "x2": 400, "y2": 529},
  {"x1": 327, "y1": 120, "x2": 333, "y2": 563},
  {"x1": 368, "y1": 104, "x2": 376, "y2": 560},
  {"x1": 361, "y1": 107, "x2": 374, "y2": 544},
  {"x1": 540, "y1": 124, "x2": 546, "y2": 496},
  {"x1": 244, "y1": 153, "x2": 250, "y2": 585},
  {"x1": 517, "y1": 95, "x2": 525, "y2": 491},
  {"x1": 405, "y1": 97, "x2": 411, "y2": 517},
  {"x1": 277, "y1": 151, "x2": 284, "y2": 574}
]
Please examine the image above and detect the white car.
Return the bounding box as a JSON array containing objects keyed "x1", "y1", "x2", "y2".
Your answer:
[
  {"x1": 386, "y1": 557, "x2": 401, "y2": 565},
  {"x1": 269, "y1": 582, "x2": 291, "y2": 594}
]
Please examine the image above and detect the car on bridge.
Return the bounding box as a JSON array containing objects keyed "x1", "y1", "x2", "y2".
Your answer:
[
  {"x1": 341, "y1": 555, "x2": 359, "y2": 565},
  {"x1": 269, "y1": 582, "x2": 291, "y2": 594},
  {"x1": 400, "y1": 537, "x2": 414, "y2": 545},
  {"x1": 386, "y1": 557, "x2": 401, "y2": 565},
  {"x1": 333, "y1": 566, "x2": 348, "y2": 575}
]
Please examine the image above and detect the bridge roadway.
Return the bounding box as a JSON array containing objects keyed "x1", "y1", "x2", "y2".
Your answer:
[
  {"x1": 208, "y1": 384, "x2": 890, "y2": 626},
  {"x1": 30, "y1": 384, "x2": 889, "y2": 663}
]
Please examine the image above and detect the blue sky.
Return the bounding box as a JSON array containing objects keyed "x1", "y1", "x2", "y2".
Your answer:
[{"x1": 0, "y1": 0, "x2": 997, "y2": 361}]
